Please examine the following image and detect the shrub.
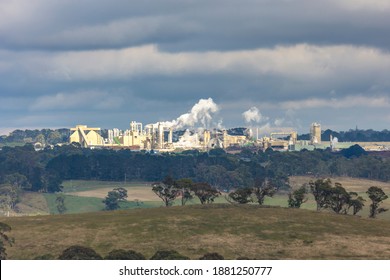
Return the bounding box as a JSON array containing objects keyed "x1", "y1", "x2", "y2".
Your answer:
[
  {"x1": 236, "y1": 256, "x2": 250, "y2": 260},
  {"x1": 150, "y1": 250, "x2": 190, "y2": 260},
  {"x1": 105, "y1": 249, "x2": 146, "y2": 260},
  {"x1": 199, "y1": 252, "x2": 224, "y2": 260},
  {"x1": 34, "y1": 254, "x2": 55, "y2": 260},
  {"x1": 58, "y1": 245, "x2": 102, "y2": 260}
]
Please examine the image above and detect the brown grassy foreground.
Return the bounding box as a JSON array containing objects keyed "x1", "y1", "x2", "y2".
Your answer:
[{"x1": 1, "y1": 204, "x2": 390, "y2": 260}]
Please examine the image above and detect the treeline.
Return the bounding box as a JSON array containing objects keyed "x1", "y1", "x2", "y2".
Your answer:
[
  {"x1": 0, "y1": 128, "x2": 69, "y2": 145},
  {"x1": 0, "y1": 145, "x2": 63, "y2": 211},
  {"x1": 266, "y1": 145, "x2": 390, "y2": 181},
  {"x1": 299, "y1": 128, "x2": 390, "y2": 142},
  {"x1": 45, "y1": 146, "x2": 390, "y2": 185},
  {"x1": 45, "y1": 147, "x2": 272, "y2": 190},
  {"x1": 1, "y1": 144, "x2": 390, "y2": 197}
]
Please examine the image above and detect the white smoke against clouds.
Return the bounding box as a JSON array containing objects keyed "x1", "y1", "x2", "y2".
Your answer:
[
  {"x1": 150, "y1": 98, "x2": 219, "y2": 129},
  {"x1": 242, "y1": 106, "x2": 262, "y2": 123},
  {"x1": 274, "y1": 118, "x2": 284, "y2": 126}
]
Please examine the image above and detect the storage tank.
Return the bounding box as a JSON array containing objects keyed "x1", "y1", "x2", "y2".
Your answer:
[{"x1": 310, "y1": 122, "x2": 321, "y2": 144}]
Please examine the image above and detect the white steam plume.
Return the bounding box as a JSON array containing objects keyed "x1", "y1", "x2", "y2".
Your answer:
[
  {"x1": 175, "y1": 98, "x2": 219, "y2": 129},
  {"x1": 174, "y1": 130, "x2": 200, "y2": 148},
  {"x1": 148, "y1": 98, "x2": 219, "y2": 129},
  {"x1": 242, "y1": 106, "x2": 262, "y2": 123}
]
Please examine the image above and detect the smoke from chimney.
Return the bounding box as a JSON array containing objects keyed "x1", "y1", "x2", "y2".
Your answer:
[
  {"x1": 150, "y1": 98, "x2": 219, "y2": 129},
  {"x1": 242, "y1": 106, "x2": 262, "y2": 123}
]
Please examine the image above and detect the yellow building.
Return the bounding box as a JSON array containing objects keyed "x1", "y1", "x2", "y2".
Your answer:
[{"x1": 69, "y1": 125, "x2": 104, "y2": 147}]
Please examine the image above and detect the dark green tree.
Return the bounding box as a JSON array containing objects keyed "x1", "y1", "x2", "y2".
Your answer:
[
  {"x1": 58, "y1": 245, "x2": 103, "y2": 260},
  {"x1": 150, "y1": 250, "x2": 190, "y2": 260},
  {"x1": 34, "y1": 254, "x2": 55, "y2": 260},
  {"x1": 5, "y1": 173, "x2": 31, "y2": 190},
  {"x1": 43, "y1": 172, "x2": 64, "y2": 193},
  {"x1": 347, "y1": 192, "x2": 365, "y2": 215},
  {"x1": 0, "y1": 222, "x2": 14, "y2": 260},
  {"x1": 191, "y1": 182, "x2": 221, "y2": 204},
  {"x1": 309, "y1": 178, "x2": 333, "y2": 211},
  {"x1": 252, "y1": 178, "x2": 277, "y2": 205},
  {"x1": 329, "y1": 182, "x2": 351, "y2": 214},
  {"x1": 367, "y1": 186, "x2": 388, "y2": 218},
  {"x1": 103, "y1": 188, "x2": 128, "y2": 210},
  {"x1": 105, "y1": 249, "x2": 146, "y2": 260},
  {"x1": 199, "y1": 252, "x2": 224, "y2": 260},
  {"x1": 228, "y1": 188, "x2": 253, "y2": 204},
  {"x1": 113, "y1": 187, "x2": 128, "y2": 200},
  {"x1": 288, "y1": 185, "x2": 308, "y2": 208},
  {"x1": 55, "y1": 194, "x2": 67, "y2": 214},
  {"x1": 151, "y1": 176, "x2": 180, "y2": 207},
  {"x1": 176, "y1": 178, "x2": 194, "y2": 206}
]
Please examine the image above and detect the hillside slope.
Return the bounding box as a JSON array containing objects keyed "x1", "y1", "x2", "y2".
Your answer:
[{"x1": 1, "y1": 204, "x2": 390, "y2": 260}]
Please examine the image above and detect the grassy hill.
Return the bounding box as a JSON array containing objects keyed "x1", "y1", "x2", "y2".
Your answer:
[{"x1": 1, "y1": 204, "x2": 390, "y2": 260}]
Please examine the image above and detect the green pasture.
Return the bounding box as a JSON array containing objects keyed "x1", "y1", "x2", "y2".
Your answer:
[
  {"x1": 62, "y1": 180, "x2": 151, "y2": 193},
  {"x1": 43, "y1": 193, "x2": 163, "y2": 214}
]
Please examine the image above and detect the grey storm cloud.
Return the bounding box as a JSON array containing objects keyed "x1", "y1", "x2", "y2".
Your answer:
[
  {"x1": 0, "y1": 0, "x2": 390, "y2": 133},
  {"x1": 1, "y1": 0, "x2": 390, "y2": 51}
]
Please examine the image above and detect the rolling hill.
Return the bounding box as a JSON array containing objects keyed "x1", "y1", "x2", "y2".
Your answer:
[{"x1": 1, "y1": 204, "x2": 390, "y2": 260}]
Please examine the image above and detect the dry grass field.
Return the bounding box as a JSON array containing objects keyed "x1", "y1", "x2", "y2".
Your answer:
[
  {"x1": 2, "y1": 204, "x2": 390, "y2": 260},
  {"x1": 72, "y1": 187, "x2": 160, "y2": 201},
  {"x1": 3, "y1": 177, "x2": 390, "y2": 259},
  {"x1": 62, "y1": 180, "x2": 160, "y2": 201}
]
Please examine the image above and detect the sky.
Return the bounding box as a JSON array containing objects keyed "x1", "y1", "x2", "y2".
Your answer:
[{"x1": 1, "y1": 0, "x2": 390, "y2": 135}]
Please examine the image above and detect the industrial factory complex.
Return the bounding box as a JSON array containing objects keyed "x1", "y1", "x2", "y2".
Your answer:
[{"x1": 69, "y1": 122, "x2": 390, "y2": 152}]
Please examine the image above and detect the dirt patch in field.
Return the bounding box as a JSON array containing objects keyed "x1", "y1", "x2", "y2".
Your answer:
[{"x1": 72, "y1": 187, "x2": 160, "y2": 201}]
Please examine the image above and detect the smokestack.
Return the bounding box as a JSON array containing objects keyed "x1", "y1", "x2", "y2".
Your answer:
[
  {"x1": 203, "y1": 130, "x2": 210, "y2": 147},
  {"x1": 256, "y1": 127, "x2": 259, "y2": 141},
  {"x1": 151, "y1": 125, "x2": 155, "y2": 148},
  {"x1": 158, "y1": 123, "x2": 163, "y2": 149},
  {"x1": 168, "y1": 128, "x2": 173, "y2": 144}
]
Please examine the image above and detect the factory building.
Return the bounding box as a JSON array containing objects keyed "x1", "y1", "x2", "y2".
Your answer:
[
  {"x1": 69, "y1": 125, "x2": 104, "y2": 148},
  {"x1": 70, "y1": 122, "x2": 254, "y2": 151},
  {"x1": 259, "y1": 131, "x2": 298, "y2": 151},
  {"x1": 70, "y1": 121, "x2": 388, "y2": 152}
]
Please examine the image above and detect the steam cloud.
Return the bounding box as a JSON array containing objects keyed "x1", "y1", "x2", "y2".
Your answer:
[
  {"x1": 242, "y1": 107, "x2": 262, "y2": 123},
  {"x1": 151, "y1": 98, "x2": 219, "y2": 129}
]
